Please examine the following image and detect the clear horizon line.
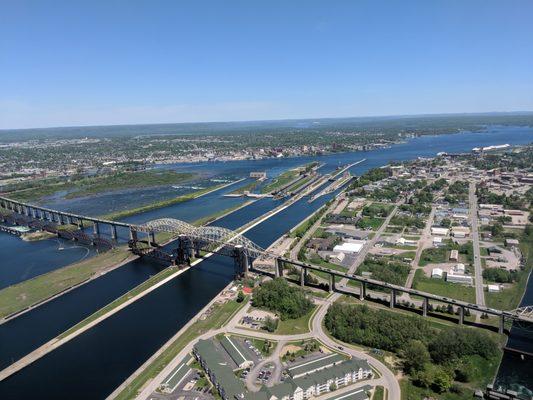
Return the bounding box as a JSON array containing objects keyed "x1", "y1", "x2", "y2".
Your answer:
[{"x1": 1, "y1": 110, "x2": 533, "y2": 132}]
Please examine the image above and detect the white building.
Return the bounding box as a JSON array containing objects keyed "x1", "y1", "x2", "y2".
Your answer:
[
  {"x1": 333, "y1": 241, "x2": 364, "y2": 254},
  {"x1": 453, "y1": 263, "x2": 466, "y2": 274},
  {"x1": 432, "y1": 268, "x2": 444, "y2": 278},
  {"x1": 447, "y1": 271, "x2": 473, "y2": 285},
  {"x1": 431, "y1": 227, "x2": 449, "y2": 236},
  {"x1": 488, "y1": 284, "x2": 501, "y2": 293}
]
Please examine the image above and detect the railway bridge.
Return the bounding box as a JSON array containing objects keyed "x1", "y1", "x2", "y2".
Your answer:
[{"x1": 1, "y1": 196, "x2": 532, "y2": 337}]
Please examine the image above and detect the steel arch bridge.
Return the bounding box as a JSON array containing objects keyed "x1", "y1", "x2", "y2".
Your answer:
[{"x1": 133, "y1": 218, "x2": 265, "y2": 258}]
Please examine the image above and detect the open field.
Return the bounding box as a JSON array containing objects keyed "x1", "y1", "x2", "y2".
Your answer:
[
  {"x1": 412, "y1": 269, "x2": 476, "y2": 303},
  {"x1": 275, "y1": 305, "x2": 315, "y2": 335}
]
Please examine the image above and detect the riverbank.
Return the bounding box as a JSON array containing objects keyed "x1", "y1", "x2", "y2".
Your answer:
[
  {"x1": 100, "y1": 179, "x2": 244, "y2": 221},
  {"x1": 6, "y1": 170, "x2": 197, "y2": 203},
  {"x1": 0, "y1": 247, "x2": 134, "y2": 321},
  {"x1": 0, "y1": 193, "x2": 254, "y2": 323}
]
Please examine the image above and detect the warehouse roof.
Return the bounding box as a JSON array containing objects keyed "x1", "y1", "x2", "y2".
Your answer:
[
  {"x1": 194, "y1": 340, "x2": 247, "y2": 399},
  {"x1": 220, "y1": 336, "x2": 253, "y2": 368},
  {"x1": 288, "y1": 353, "x2": 346, "y2": 378}
]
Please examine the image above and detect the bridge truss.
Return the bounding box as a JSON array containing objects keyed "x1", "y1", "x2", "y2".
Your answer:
[{"x1": 133, "y1": 218, "x2": 265, "y2": 258}]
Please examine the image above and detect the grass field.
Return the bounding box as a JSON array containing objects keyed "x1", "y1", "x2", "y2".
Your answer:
[
  {"x1": 356, "y1": 216, "x2": 385, "y2": 230},
  {"x1": 412, "y1": 269, "x2": 476, "y2": 303},
  {"x1": 0, "y1": 248, "x2": 131, "y2": 319},
  {"x1": 275, "y1": 306, "x2": 316, "y2": 335},
  {"x1": 113, "y1": 297, "x2": 247, "y2": 400},
  {"x1": 373, "y1": 386, "x2": 384, "y2": 400}
]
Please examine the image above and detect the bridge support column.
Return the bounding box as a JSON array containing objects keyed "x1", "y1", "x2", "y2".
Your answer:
[
  {"x1": 149, "y1": 232, "x2": 156, "y2": 246},
  {"x1": 23, "y1": 206, "x2": 29, "y2": 216},
  {"x1": 110, "y1": 225, "x2": 117, "y2": 240},
  {"x1": 78, "y1": 219, "x2": 84, "y2": 229},
  {"x1": 389, "y1": 290, "x2": 396, "y2": 308},
  {"x1": 66, "y1": 215, "x2": 72, "y2": 225},
  {"x1": 57, "y1": 213, "x2": 63, "y2": 225},
  {"x1": 194, "y1": 241, "x2": 201, "y2": 258},
  {"x1": 129, "y1": 228, "x2": 137, "y2": 242},
  {"x1": 275, "y1": 258, "x2": 283, "y2": 278},
  {"x1": 359, "y1": 282, "x2": 366, "y2": 300},
  {"x1": 300, "y1": 267, "x2": 306, "y2": 287},
  {"x1": 329, "y1": 273, "x2": 335, "y2": 293},
  {"x1": 422, "y1": 297, "x2": 428, "y2": 317},
  {"x1": 499, "y1": 315, "x2": 505, "y2": 334},
  {"x1": 177, "y1": 235, "x2": 190, "y2": 265},
  {"x1": 233, "y1": 245, "x2": 249, "y2": 278},
  {"x1": 93, "y1": 222, "x2": 100, "y2": 236},
  {"x1": 458, "y1": 306, "x2": 464, "y2": 325},
  {"x1": 31, "y1": 208, "x2": 37, "y2": 219}
]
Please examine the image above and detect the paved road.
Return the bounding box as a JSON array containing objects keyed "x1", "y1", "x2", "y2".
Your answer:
[
  {"x1": 469, "y1": 182, "x2": 485, "y2": 308},
  {"x1": 135, "y1": 294, "x2": 401, "y2": 400}
]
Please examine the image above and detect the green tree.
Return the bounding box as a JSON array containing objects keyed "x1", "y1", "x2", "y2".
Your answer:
[
  {"x1": 236, "y1": 290, "x2": 245, "y2": 303},
  {"x1": 401, "y1": 340, "x2": 430, "y2": 374}
]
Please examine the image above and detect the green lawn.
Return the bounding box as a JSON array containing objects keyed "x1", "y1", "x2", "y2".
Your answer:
[
  {"x1": 0, "y1": 248, "x2": 131, "y2": 319},
  {"x1": 419, "y1": 247, "x2": 448, "y2": 266},
  {"x1": 114, "y1": 297, "x2": 247, "y2": 400},
  {"x1": 275, "y1": 306, "x2": 315, "y2": 335},
  {"x1": 373, "y1": 386, "x2": 384, "y2": 400},
  {"x1": 356, "y1": 216, "x2": 385, "y2": 230},
  {"x1": 412, "y1": 270, "x2": 476, "y2": 303}
]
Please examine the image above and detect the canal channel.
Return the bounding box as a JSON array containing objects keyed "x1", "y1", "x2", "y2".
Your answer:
[{"x1": 0, "y1": 126, "x2": 532, "y2": 397}]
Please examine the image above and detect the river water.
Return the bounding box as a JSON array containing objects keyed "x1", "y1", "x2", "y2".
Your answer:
[{"x1": 0, "y1": 125, "x2": 531, "y2": 397}]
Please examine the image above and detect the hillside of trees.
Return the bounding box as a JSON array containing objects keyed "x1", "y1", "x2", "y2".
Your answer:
[
  {"x1": 252, "y1": 278, "x2": 313, "y2": 320},
  {"x1": 325, "y1": 303, "x2": 499, "y2": 394}
]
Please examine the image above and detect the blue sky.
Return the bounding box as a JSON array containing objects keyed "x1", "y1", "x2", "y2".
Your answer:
[{"x1": 1, "y1": 1, "x2": 532, "y2": 129}]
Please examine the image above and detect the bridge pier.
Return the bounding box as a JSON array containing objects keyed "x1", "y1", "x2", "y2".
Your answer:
[
  {"x1": 233, "y1": 245, "x2": 250, "y2": 278},
  {"x1": 93, "y1": 222, "x2": 100, "y2": 236},
  {"x1": 149, "y1": 232, "x2": 156, "y2": 246},
  {"x1": 389, "y1": 290, "x2": 396, "y2": 308},
  {"x1": 110, "y1": 225, "x2": 117, "y2": 240},
  {"x1": 359, "y1": 282, "x2": 366, "y2": 300},
  {"x1": 78, "y1": 219, "x2": 84, "y2": 229},
  {"x1": 57, "y1": 213, "x2": 63, "y2": 225},
  {"x1": 422, "y1": 297, "x2": 428, "y2": 317},
  {"x1": 329, "y1": 273, "x2": 335, "y2": 293},
  {"x1": 275, "y1": 258, "x2": 284, "y2": 278},
  {"x1": 458, "y1": 306, "x2": 464, "y2": 325},
  {"x1": 129, "y1": 227, "x2": 137, "y2": 242},
  {"x1": 194, "y1": 241, "x2": 201, "y2": 259},
  {"x1": 177, "y1": 235, "x2": 190, "y2": 265},
  {"x1": 499, "y1": 315, "x2": 505, "y2": 334},
  {"x1": 300, "y1": 267, "x2": 306, "y2": 287}
]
